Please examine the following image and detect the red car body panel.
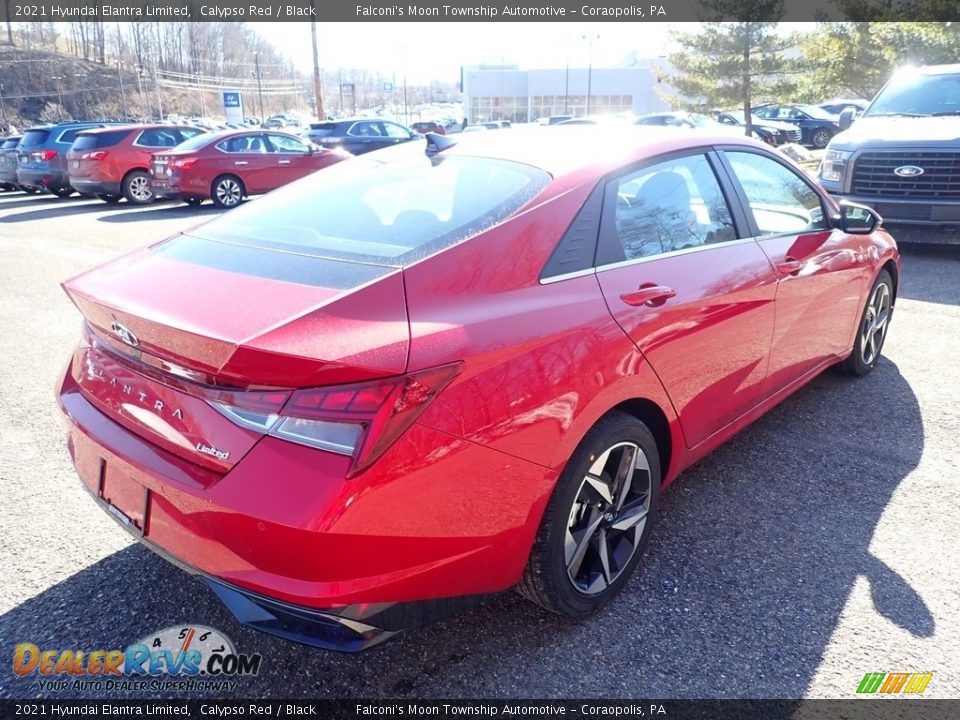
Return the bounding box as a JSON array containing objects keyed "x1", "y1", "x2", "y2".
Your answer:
[
  {"x1": 148, "y1": 129, "x2": 348, "y2": 201},
  {"x1": 58, "y1": 128, "x2": 900, "y2": 648}
]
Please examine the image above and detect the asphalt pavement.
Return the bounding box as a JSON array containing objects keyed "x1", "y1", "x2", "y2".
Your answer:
[{"x1": 0, "y1": 191, "x2": 957, "y2": 700}]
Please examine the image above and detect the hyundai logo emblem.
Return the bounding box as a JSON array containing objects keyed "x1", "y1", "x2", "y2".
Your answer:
[
  {"x1": 110, "y1": 319, "x2": 139, "y2": 348},
  {"x1": 893, "y1": 165, "x2": 925, "y2": 178}
]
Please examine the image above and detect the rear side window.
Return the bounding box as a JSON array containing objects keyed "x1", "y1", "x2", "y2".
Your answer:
[
  {"x1": 178, "y1": 128, "x2": 204, "y2": 142},
  {"x1": 72, "y1": 129, "x2": 132, "y2": 151},
  {"x1": 1, "y1": 138, "x2": 20, "y2": 150},
  {"x1": 135, "y1": 128, "x2": 181, "y2": 148},
  {"x1": 217, "y1": 135, "x2": 268, "y2": 153},
  {"x1": 383, "y1": 123, "x2": 411, "y2": 138},
  {"x1": 57, "y1": 127, "x2": 95, "y2": 144},
  {"x1": 192, "y1": 155, "x2": 550, "y2": 264},
  {"x1": 348, "y1": 122, "x2": 383, "y2": 137},
  {"x1": 604, "y1": 154, "x2": 735, "y2": 261},
  {"x1": 20, "y1": 130, "x2": 50, "y2": 148}
]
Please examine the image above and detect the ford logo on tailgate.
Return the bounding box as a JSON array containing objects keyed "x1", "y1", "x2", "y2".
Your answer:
[{"x1": 893, "y1": 165, "x2": 925, "y2": 178}]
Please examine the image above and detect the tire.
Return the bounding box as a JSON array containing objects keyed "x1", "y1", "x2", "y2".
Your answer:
[
  {"x1": 518, "y1": 410, "x2": 661, "y2": 616},
  {"x1": 811, "y1": 128, "x2": 832, "y2": 149},
  {"x1": 121, "y1": 170, "x2": 153, "y2": 205},
  {"x1": 21, "y1": 186, "x2": 39, "y2": 195},
  {"x1": 211, "y1": 175, "x2": 244, "y2": 208},
  {"x1": 49, "y1": 186, "x2": 75, "y2": 198},
  {"x1": 184, "y1": 197, "x2": 204, "y2": 206},
  {"x1": 841, "y1": 269, "x2": 894, "y2": 377},
  {"x1": 96, "y1": 194, "x2": 122, "y2": 204}
]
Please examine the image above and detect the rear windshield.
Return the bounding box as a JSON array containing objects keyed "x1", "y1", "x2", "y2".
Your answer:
[
  {"x1": 192, "y1": 154, "x2": 550, "y2": 265},
  {"x1": 168, "y1": 132, "x2": 218, "y2": 152},
  {"x1": 796, "y1": 105, "x2": 834, "y2": 120},
  {"x1": 867, "y1": 71, "x2": 960, "y2": 117},
  {"x1": 20, "y1": 129, "x2": 51, "y2": 148},
  {"x1": 1, "y1": 138, "x2": 20, "y2": 150},
  {"x1": 307, "y1": 123, "x2": 339, "y2": 136},
  {"x1": 72, "y1": 129, "x2": 133, "y2": 151}
]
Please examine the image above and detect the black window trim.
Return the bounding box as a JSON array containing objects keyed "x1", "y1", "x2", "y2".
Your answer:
[
  {"x1": 593, "y1": 147, "x2": 752, "y2": 271},
  {"x1": 132, "y1": 128, "x2": 178, "y2": 149},
  {"x1": 713, "y1": 144, "x2": 833, "y2": 241}
]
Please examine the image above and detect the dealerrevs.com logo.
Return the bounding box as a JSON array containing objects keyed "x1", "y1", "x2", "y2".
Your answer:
[{"x1": 13, "y1": 625, "x2": 262, "y2": 693}]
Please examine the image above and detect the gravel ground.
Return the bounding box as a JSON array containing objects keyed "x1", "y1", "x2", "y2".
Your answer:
[{"x1": 0, "y1": 192, "x2": 957, "y2": 700}]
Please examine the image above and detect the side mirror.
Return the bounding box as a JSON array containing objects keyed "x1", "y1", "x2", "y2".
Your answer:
[
  {"x1": 838, "y1": 107, "x2": 856, "y2": 131},
  {"x1": 838, "y1": 201, "x2": 880, "y2": 234}
]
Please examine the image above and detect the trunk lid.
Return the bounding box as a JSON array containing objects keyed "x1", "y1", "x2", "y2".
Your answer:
[{"x1": 63, "y1": 234, "x2": 409, "y2": 469}]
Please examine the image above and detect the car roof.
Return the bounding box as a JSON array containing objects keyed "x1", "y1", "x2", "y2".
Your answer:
[
  {"x1": 78, "y1": 124, "x2": 197, "y2": 135},
  {"x1": 441, "y1": 126, "x2": 765, "y2": 185}
]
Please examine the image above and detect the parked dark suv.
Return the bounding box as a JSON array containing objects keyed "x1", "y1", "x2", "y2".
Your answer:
[
  {"x1": 16, "y1": 121, "x2": 113, "y2": 197},
  {"x1": 303, "y1": 118, "x2": 420, "y2": 155},
  {"x1": 819, "y1": 64, "x2": 960, "y2": 243},
  {"x1": 0, "y1": 136, "x2": 28, "y2": 192}
]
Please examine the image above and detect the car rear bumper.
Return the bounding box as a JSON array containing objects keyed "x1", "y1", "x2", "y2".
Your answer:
[
  {"x1": 58, "y1": 364, "x2": 547, "y2": 647},
  {"x1": 17, "y1": 168, "x2": 69, "y2": 191},
  {"x1": 70, "y1": 179, "x2": 122, "y2": 196},
  {"x1": 149, "y1": 179, "x2": 202, "y2": 200}
]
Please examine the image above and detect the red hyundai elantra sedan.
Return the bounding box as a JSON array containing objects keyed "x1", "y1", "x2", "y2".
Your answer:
[
  {"x1": 58, "y1": 128, "x2": 899, "y2": 651},
  {"x1": 148, "y1": 128, "x2": 349, "y2": 208}
]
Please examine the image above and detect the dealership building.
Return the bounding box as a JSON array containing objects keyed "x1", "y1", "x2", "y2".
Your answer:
[{"x1": 462, "y1": 59, "x2": 671, "y2": 123}]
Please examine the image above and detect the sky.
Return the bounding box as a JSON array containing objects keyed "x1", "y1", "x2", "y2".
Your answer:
[{"x1": 253, "y1": 22, "x2": 678, "y2": 85}]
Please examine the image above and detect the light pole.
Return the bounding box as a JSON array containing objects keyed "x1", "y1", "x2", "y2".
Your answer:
[
  {"x1": 582, "y1": 32, "x2": 599, "y2": 117},
  {"x1": 309, "y1": 2, "x2": 325, "y2": 121},
  {"x1": 117, "y1": 62, "x2": 128, "y2": 118},
  {"x1": 51, "y1": 76, "x2": 65, "y2": 120},
  {"x1": 74, "y1": 72, "x2": 89, "y2": 119},
  {"x1": 253, "y1": 52, "x2": 266, "y2": 121},
  {"x1": 153, "y1": 52, "x2": 164, "y2": 121},
  {"x1": 194, "y1": 74, "x2": 206, "y2": 117},
  {"x1": 137, "y1": 66, "x2": 145, "y2": 118}
]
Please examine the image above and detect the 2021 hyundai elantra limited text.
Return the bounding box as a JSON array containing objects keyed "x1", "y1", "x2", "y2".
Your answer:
[{"x1": 58, "y1": 128, "x2": 900, "y2": 651}]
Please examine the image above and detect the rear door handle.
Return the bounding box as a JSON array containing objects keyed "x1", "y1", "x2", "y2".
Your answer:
[
  {"x1": 234, "y1": 161, "x2": 248, "y2": 166},
  {"x1": 620, "y1": 284, "x2": 676, "y2": 307},
  {"x1": 278, "y1": 160, "x2": 291, "y2": 165},
  {"x1": 775, "y1": 257, "x2": 804, "y2": 275}
]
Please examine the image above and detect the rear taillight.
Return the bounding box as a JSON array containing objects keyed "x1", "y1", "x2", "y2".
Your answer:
[
  {"x1": 169, "y1": 158, "x2": 197, "y2": 170},
  {"x1": 83, "y1": 151, "x2": 109, "y2": 161},
  {"x1": 39, "y1": 150, "x2": 58, "y2": 161},
  {"x1": 210, "y1": 364, "x2": 462, "y2": 477}
]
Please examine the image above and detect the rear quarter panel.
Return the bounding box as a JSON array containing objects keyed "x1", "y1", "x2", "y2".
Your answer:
[{"x1": 404, "y1": 183, "x2": 684, "y2": 483}]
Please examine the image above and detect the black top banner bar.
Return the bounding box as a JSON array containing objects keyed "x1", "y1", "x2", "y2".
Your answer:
[
  {"x1": 1, "y1": 0, "x2": 959, "y2": 23},
  {"x1": 1, "y1": 700, "x2": 959, "y2": 720}
]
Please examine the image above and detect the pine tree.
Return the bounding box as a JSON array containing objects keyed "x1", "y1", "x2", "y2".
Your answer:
[{"x1": 659, "y1": 2, "x2": 794, "y2": 135}]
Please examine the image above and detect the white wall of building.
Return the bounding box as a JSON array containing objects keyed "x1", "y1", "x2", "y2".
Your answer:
[{"x1": 462, "y1": 64, "x2": 671, "y2": 123}]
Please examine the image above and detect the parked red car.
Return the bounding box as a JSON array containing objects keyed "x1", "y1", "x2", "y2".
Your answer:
[
  {"x1": 67, "y1": 124, "x2": 205, "y2": 204},
  {"x1": 410, "y1": 121, "x2": 447, "y2": 135},
  {"x1": 149, "y1": 129, "x2": 348, "y2": 208},
  {"x1": 58, "y1": 129, "x2": 899, "y2": 651}
]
